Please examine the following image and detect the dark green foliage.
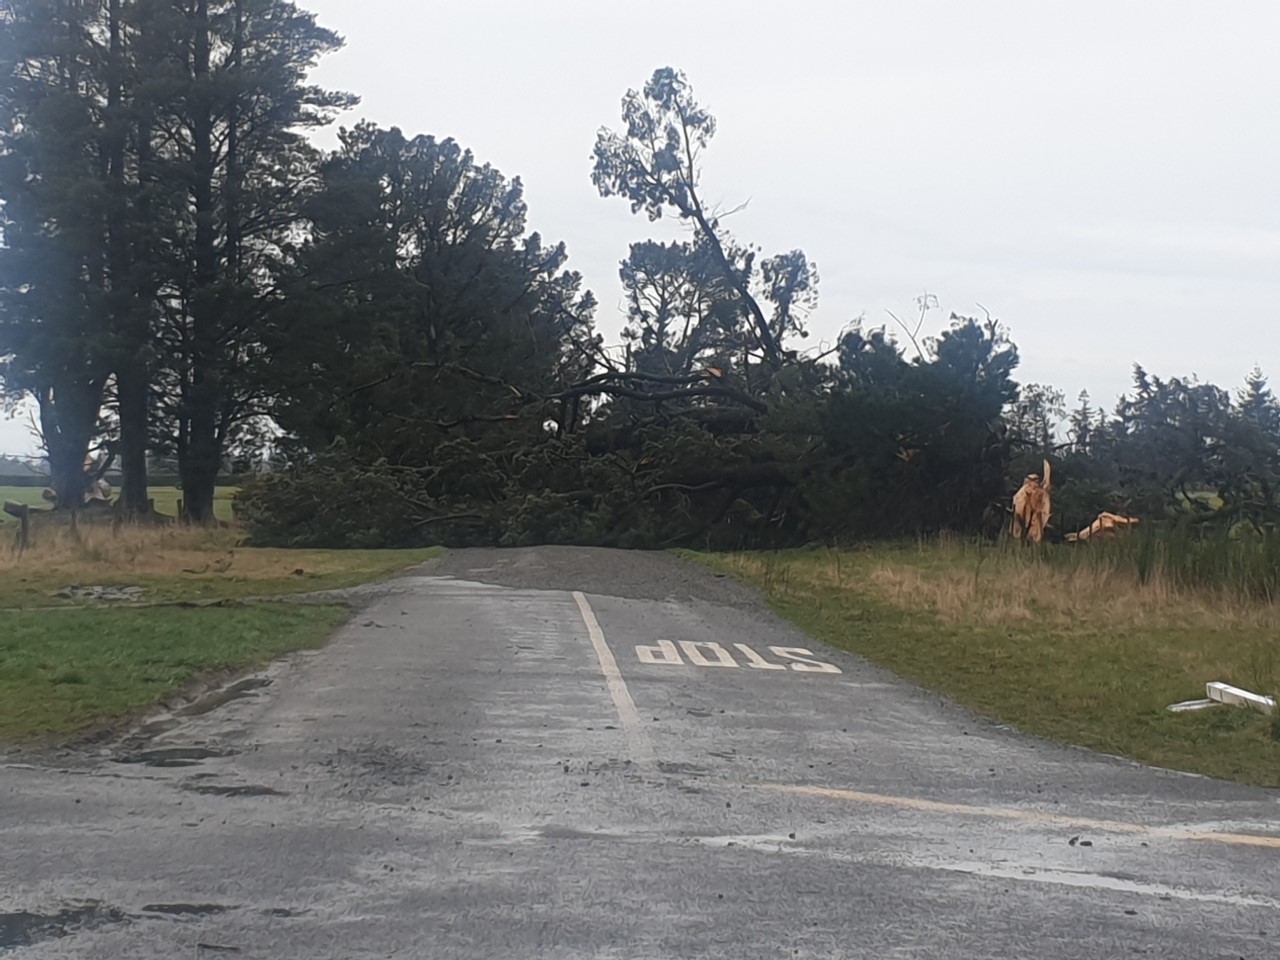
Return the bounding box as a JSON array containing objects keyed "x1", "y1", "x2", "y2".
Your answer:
[
  {"x1": 0, "y1": 0, "x2": 351, "y2": 521},
  {"x1": 6, "y1": 42, "x2": 1276, "y2": 561},
  {"x1": 139, "y1": 0, "x2": 353, "y2": 522},
  {"x1": 823, "y1": 316, "x2": 1019, "y2": 536},
  {"x1": 241, "y1": 312, "x2": 1028, "y2": 549},
  {"x1": 262, "y1": 123, "x2": 596, "y2": 469},
  {"x1": 233, "y1": 449, "x2": 428, "y2": 548},
  {"x1": 243, "y1": 65, "x2": 1273, "y2": 554},
  {"x1": 0, "y1": 0, "x2": 124, "y2": 506},
  {"x1": 1047, "y1": 366, "x2": 1280, "y2": 538}
]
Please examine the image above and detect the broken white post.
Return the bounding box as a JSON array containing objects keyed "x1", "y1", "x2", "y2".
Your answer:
[
  {"x1": 1166, "y1": 698, "x2": 1218, "y2": 714},
  {"x1": 1205, "y1": 682, "x2": 1277, "y2": 716}
]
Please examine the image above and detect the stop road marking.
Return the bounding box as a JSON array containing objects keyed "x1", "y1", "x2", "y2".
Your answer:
[{"x1": 634, "y1": 640, "x2": 841, "y2": 674}]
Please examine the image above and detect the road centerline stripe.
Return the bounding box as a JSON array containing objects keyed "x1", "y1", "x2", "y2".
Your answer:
[{"x1": 573, "y1": 591, "x2": 656, "y2": 768}]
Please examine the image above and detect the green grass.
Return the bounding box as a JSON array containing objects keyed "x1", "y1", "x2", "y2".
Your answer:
[
  {"x1": 688, "y1": 541, "x2": 1280, "y2": 788},
  {"x1": 0, "y1": 494, "x2": 444, "y2": 742},
  {"x1": 0, "y1": 484, "x2": 236, "y2": 526},
  {"x1": 0, "y1": 604, "x2": 349, "y2": 741}
]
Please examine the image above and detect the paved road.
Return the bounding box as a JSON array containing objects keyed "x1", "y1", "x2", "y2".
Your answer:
[{"x1": 3, "y1": 546, "x2": 1279, "y2": 959}]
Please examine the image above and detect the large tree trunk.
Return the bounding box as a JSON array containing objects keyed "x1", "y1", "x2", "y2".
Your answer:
[
  {"x1": 38, "y1": 383, "x2": 99, "y2": 512},
  {"x1": 179, "y1": 400, "x2": 219, "y2": 523},
  {"x1": 105, "y1": 0, "x2": 152, "y2": 518},
  {"x1": 117, "y1": 360, "x2": 150, "y2": 515},
  {"x1": 179, "y1": 0, "x2": 219, "y2": 525}
]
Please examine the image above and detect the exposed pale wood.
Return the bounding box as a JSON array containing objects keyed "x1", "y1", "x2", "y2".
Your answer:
[
  {"x1": 1066, "y1": 511, "x2": 1141, "y2": 543},
  {"x1": 1012, "y1": 459, "x2": 1052, "y2": 543}
]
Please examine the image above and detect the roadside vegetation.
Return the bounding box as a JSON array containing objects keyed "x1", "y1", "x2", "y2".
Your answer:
[
  {"x1": 1, "y1": 0, "x2": 1277, "y2": 789},
  {"x1": 0, "y1": 497, "x2": 441, "y2": 742},
  {"x1": 695, "y1": 536, "x2": 1280, "y2": 788},
  {"x1": 0, "y1": 604, "x2": 348, "y2": 741},
  {"x1": 0, "y1": 509, "x2": 441, "y2": 609}
]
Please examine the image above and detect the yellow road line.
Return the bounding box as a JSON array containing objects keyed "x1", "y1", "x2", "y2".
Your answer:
[{"x1": 750, "y1": 783, "x2": 1280, "y2": 850}]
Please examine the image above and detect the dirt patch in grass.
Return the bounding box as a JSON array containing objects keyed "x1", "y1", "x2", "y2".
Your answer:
[
  {"x1": 0, "y1": 604, "x2": 349, "y2": 741},
  {"x1": 688, "y1": 541, "x2": 1280, "y2": 788}
]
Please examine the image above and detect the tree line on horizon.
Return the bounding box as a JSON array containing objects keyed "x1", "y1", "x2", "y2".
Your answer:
[{"x1": 2, "y1": 1, "x2": 1277, "y2": 548}]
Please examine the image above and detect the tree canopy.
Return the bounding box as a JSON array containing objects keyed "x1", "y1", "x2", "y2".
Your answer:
[{"x1": 1, "y1": 46, "x2": 1274, "y2": 550}]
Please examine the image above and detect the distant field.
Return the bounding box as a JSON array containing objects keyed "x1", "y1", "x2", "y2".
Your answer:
[{"x1": 0, "y1": 485, "x2": 237, "y2": 526}]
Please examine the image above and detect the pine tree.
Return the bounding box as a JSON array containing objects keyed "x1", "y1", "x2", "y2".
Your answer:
[
  {"x1": 0, "y1": 0, "x2": 124, "y2": 509},
  {"x1": 136, "y1": 0, "x2": 353, "y2": 521}
]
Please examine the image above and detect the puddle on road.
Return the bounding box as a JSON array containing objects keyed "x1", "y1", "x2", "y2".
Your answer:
[
  {"x1": 0, "y1": 901, "x2": 130, "y2": 950},
  {"x1": 692, "y1": 833, "x2": 801, "y2": 852},
  {"x1": 185, "y1": 783, "x2": 288, "y2": 798},
  {"x1": 1, "y1": 899, "x2": 300, "y2": 950},
  {"x1": 140, "y1": 903, "x2": 231, "y2": 917},
  {"x1": 113, "y1": 746, "x2": 233, "y2": 768},
  {"x1": 657, "y1": 760, "x2": 709, "y2": 777},
  {"x1": 537, "y1": 825, "x2": 624, "y2": 841},
  {"x1": 263, "y1": 907, "x2": 308, "y2": 918}
]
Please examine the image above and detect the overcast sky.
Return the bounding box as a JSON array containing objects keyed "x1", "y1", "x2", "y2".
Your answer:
[{"x1": 3, "y1": 0, "x2": 1278, "y2": 455}]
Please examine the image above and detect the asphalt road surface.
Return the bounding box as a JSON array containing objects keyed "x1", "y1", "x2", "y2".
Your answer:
[{"x1": 3, "y1": 546, "x2": 1279, "y2": 959}]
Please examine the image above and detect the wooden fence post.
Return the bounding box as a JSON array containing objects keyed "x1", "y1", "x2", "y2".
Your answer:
[{"x1": 3, "y1": 500, "x2": 29, "y2": 553}]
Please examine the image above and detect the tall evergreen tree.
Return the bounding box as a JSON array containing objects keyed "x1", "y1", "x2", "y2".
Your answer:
[
  {"x1": 136, "y1": 0, "x2": 352, "y2": 521},
  {"x1": 264, "y1": 124, "x2": 597, "y2": 463},
  {"x1": 0, "y1": 0, "x2": 126, "y2": 508}
]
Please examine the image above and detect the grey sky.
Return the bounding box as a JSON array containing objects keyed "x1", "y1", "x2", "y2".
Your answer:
[{"x1": 3, "y1": 0, "x2": 1277, "y2": 455}]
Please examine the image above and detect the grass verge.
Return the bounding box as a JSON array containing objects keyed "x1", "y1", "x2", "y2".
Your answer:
[
  {"x1": 1, "y1": 511, "x2": 442, "y2": 741},
  {"x1": 688, "y1": 540, "x2": 1280, "y2": 788},
  {"x1": 0, "y1": 524, "x2": 441, "y2": 608},
  {"x1": 0, "y1": 603, "x2": 349, "y2": 741}
]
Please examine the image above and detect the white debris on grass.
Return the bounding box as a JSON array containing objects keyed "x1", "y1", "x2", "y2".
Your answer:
[
  {"x1": 1205, "y1": 681, "x2": 1277, "y2": 716},
  {"x1": 51, "y1": 585, "x2": 147, "y2": 603},
  {"x1": 1165, "y1": 698, "x2": 1219, "y2": 714}
]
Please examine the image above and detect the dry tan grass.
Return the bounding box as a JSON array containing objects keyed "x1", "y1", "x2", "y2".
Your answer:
[
  {"x1": 695, "y1": 543, "x2": 1280, "y2": 787},
  {"x1": 727, "y1": 544, "x2": 1280, "y2": 635},
  {"x1": 5, "y1": 524, "x2": 294, "y2": 582},
  {"x1": 5, "y1": 522, "x2": 231, "y2": 570},
  {"x1": 1, "y1": 523, "x2": 440, "y2": 607},
  {"x1": 864, "y1": 562, "x2": 1280, "y2": 633}
]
